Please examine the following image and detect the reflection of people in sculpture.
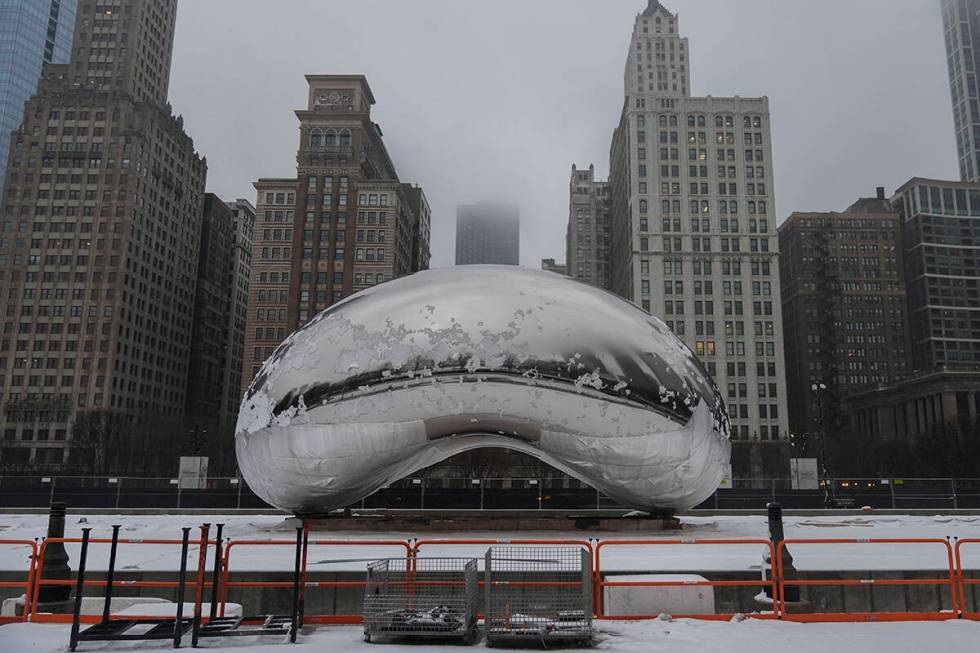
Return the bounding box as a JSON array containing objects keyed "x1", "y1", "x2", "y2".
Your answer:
[{"x1": 237, "y1": 266, "x2": 730, "y2": 515}]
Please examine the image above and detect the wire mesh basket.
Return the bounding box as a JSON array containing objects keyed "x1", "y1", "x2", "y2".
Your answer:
[
  {"x1": 362, "y1": 557, "x2": 479, "y2": 642},
  {"x1": 484, "y1": 545, "x2": 593, "y2": 646}
]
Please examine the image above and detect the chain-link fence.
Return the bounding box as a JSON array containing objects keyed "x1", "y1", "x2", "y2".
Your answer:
[
  {"x1": 484, "y1": 545, "x2": 592, "y2": 646},
  {"x1": 362, "y1": 557, "x2": 478, "y2": 642}
]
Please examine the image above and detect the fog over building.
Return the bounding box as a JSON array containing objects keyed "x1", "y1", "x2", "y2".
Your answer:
[
  {"x1": 0, "y1": 0, "x2": 77, "y2": 191},
  {"x1": 0, "y1": 0, "x2": 207, "y2": 468},
  {"x1": 241, "y1": 75, "x2": 430, "y2": 395},
  {"x1": 607, "y1": 1, "x2": 788, "y2": 470},
  {"x1": 455, "y1": 202, "x2": 520, "y2": 266}
]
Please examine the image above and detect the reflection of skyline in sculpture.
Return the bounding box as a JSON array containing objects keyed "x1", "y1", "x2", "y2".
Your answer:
[{"x1": 236, "y1": 266, "x2": 730, "y2": 515}]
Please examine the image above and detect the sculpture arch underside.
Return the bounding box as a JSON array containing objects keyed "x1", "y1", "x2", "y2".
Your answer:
[{"x1": 236, "y1": 266, "x2": 731, "y2": 515}]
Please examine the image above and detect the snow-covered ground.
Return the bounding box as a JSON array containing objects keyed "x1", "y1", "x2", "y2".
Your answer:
[
  {"x1": 3, "y1": 619, "x2": 980, "y2": 652},
  {"x1": 2, "y1": 512, "x2": 979, "y2": 575}
]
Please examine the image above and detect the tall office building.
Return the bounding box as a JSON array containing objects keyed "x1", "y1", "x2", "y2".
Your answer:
[
  {"x1": 608, "y1": 1, "x2": 789, "y2": 454},
  {"x1": 223, "y1": 198, "x2": 254, "y2": 420},
  {"x1": 841, "y1": 180, "x2": 980, "y2": 464},
  {"x1": 0, "y1": 0, "x2": 77, "y2": 189},
  {"x1": 187, "y1": 195, "x2": 233, "y2": 432},
  {"x1": 943, "y1": 0, "x2": 980, "y2": 181},
  {"x1": 0, "y1": 0, "x2": 207, "y2": 469},
  {"x1": 893, "y1": 178, "x2": 980, "y2": 370},
  {"x1": 242, "y1": 75, "x2": 430, "y2": 394},
  {"x1": 778, "y1": 189, "x2": 907, "y2": 440},
  {"x1": 455, "y1": 202, "x2": 520, "y2": 265},
  {"x1": 567, "y1": 164, "x2": 611, "y2": 288}
]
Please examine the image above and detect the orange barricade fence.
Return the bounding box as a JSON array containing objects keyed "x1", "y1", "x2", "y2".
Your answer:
[
  {"x1": 593, "y1": 539, "x2": 777, "y2": 621},
  {"x1": 0, "y1": 540, "x2": 39, "y2": 625},
  {"x1": 776, "y1": 538, "x2": 959, "y2": 623},
  {"x1": 955, "y1": 538, "x2": 980, "y2": 620},
  {"x1": 28, "y1": 533, "x2": 217, "y2": 625},
  {"x1": 219, "y1": 535, "x2": 413, "y2": 625}
]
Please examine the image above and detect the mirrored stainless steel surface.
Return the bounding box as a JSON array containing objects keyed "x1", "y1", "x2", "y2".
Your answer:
[{"x1": 236, "y1": 265, "x2": 730, "y2": 514}]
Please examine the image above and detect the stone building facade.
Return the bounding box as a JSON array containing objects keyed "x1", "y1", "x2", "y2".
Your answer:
[
  {"x1": 566, "y1": 164, "x2": 610, "y2": 288},
  {"x1": 778, "y1": 190, "x2": 907, "y2": 440},
  {"x1": 0, "y1": 0, "x2": 207, "y2": 468},
  {"x1": 608, "y1": 1, "x2": 789, "y2": 460},
  {"x1": 241, "y1": 76, "x2": 430, "y2": 395}
]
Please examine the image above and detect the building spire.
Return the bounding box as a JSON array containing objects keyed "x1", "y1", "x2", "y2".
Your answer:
[{"x1": 642, "y1": 0, "x2": 673, "y2": 17}]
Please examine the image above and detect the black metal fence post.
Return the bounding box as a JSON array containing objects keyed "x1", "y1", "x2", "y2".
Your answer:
[
  {"x1": 101, "y1": 524, "x2": 121, "y2": 623},
  {"x1": 289, "y1": 526, "x2": 303, "y2": 643},
  {"x1": 208, "y1": 523, "x2": 224, "y2": 622},
  {"x1": 68, "y1": 527, "x2": 92, "y2": 652}
]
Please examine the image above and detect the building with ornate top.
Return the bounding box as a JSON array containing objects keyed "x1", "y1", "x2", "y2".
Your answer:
[
  {"x1": 607, "y1": 1, "x2": 788, "y2": 475},
  {"x1": 241, "y1": 75, "x2": 430, "y2": 396}
]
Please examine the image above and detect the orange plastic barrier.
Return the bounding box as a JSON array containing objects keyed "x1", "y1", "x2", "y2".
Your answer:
[
  {"x1": 776, "y1": 538, "x2": 959, "y2": 622},
  {"x1": 593, "y1": 539, "x2": 777, "y2": 621},
  {"x1": 0, "y1": 540, "x2": 39, "y2": 625},
  {"x1": 955, "y1": 538, "x2": 980, "y2": 620},
  {"x1": 219, "y1": 536, "x2": 413, "y2": 625},
  {"x1": 28, "y1": 533, "x2": 216, "y2": 624}
]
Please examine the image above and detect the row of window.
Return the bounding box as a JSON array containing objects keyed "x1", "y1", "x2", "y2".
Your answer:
[
  {"x1": 653, "y1": 217, "x2": 770, "y2": 234},
  {"x1": 308, "y1": 129, "x2": 352, "y2": 148},
  {"x1": 663, "y1": 299, "x2": 775, "y2": 317},
  {"x1": 655, "y1": 258, "x2": 771, "y2": 277},
  {"x1": 647, "y1": 235, "x2": 774, "y2": 254},
  {"x1": 660, "y1": 280, "x2": 773, "y2": 296},
  {"x1": 651, "y1": 115, "x2": 764, "y2": 129}
]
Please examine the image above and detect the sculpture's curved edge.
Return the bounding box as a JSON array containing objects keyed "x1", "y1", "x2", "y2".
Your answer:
[{"x1": 236, "y1": 398, "x2": 729, "y2": 515}]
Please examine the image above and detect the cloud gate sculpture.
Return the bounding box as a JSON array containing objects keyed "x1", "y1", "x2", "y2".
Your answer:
[{"x1": 236, "y1": 265, "x2": 731, "y2": 515}]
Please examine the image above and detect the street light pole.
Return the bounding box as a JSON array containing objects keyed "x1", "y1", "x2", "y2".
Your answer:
[{"x1": 812, "y1": 381, "x2": 831, "y2": 509}]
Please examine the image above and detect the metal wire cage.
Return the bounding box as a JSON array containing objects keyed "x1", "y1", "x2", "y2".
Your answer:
[
  {"x1": 362, "y1": 557, "x2": 479, "y2": 642},
  {"x1": 484, "y1": 545, "x2": 593, "y2": 645}
]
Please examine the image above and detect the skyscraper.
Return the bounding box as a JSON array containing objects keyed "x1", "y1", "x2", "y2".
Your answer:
[
  {"x1": 455, "y1": 202, "x2": 520, "y2": 265},
  {"x1": 0, "y1": 0, "x2": 207, "y2": 469},
  {"x1": 241, "y1": 75, "x2": 430, "y2": 394},
  {"x1": 0, "y1": 0, "x2": 77, "y2": 189},
  {"x1": 223, "y1": 198, "x2": 254, "y2": 421},
  {"x1": 942, "y1": 0, "x2": 980, "y2": 181},
  {"x1": 187, "y1": 195, "x2": 235, "y2": 435},
  {"x1": 608, "y1": 1, "x2": 789, "y2": 455},
  {"x1": 893, "y1": 178, "x2": 980, "y2": 370},
  {"x1": 778, "y1": 189, "x2": 907, "y2": 441},
  {"x1": 566, "y1": 164, "x2": 610, "y2": 288}
]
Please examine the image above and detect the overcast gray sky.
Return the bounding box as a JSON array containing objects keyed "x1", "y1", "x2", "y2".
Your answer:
[{"x1": 168, "y1": 0, "x2": 956, "y2": 269}]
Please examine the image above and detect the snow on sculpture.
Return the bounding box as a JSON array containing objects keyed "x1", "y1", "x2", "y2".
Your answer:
[{"x1": 235, "y1": 265, "x2": 731, "y2": 514}]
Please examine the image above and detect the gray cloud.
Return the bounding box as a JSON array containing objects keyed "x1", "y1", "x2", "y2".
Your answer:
[{"x1": 168, "y1": 0, "x2": 956, "y2": 269}]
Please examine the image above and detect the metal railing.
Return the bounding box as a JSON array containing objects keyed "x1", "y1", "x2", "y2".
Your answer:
[{"x1": 1, "y1": 475, "x2": 979, "y2": 511}]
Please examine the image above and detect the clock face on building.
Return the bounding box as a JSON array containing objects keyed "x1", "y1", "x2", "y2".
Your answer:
[{"x1": 318, "y1": 91, "x2": 352, "y2": 109}]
